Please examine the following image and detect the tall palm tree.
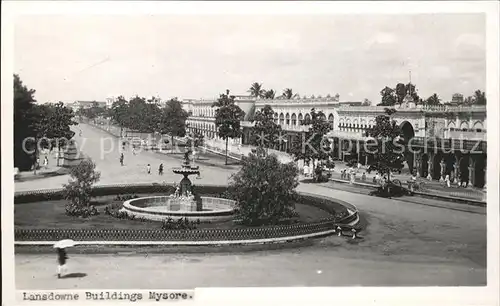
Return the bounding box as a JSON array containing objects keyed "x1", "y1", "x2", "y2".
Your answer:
[
  {"x1": 264, "y1": 89, "x2": 276, "y2": 99},
  {"x1": 473, "y1": 90, "x2": 486, "y2": 105},
  {"x1": 425, "y1": 93, "x2": 441, "y2": 106},
  {"x1": 282, "y1": 88, "x2": 294, "y2": 99},
  {"x1": 248, "y1": 82, "x2": 265, "y2": 98}
]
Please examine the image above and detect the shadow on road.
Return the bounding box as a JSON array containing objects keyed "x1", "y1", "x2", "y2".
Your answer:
[{"x1": 61, "y1": 272, "x2": 87, "y2": 279}]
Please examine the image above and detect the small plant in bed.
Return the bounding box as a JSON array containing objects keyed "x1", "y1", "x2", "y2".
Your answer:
[{"x1": 62, "y1": 158, "x2": 101, "y2": 218}]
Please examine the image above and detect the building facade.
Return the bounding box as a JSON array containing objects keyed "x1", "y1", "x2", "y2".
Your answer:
[
  {"x1": 68, "y1": 100, "x2": 107, "y2": 113},
  {"x1": 183, "y1": 94, "x2": 487, "y2": 188}
]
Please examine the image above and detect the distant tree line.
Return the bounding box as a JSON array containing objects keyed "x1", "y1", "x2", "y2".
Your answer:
[{"x1": 378, "y1": 82, "x2": 486, "y2": 106}]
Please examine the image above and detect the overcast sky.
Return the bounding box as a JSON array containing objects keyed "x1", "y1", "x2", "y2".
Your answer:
[{"x1": 14, "y1": 14, "x2": 485, "y2": 104}]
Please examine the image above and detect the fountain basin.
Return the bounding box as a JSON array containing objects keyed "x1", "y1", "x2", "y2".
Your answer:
[{"x1": 120, "y1": 196, "x2": 236, "y2": 223}]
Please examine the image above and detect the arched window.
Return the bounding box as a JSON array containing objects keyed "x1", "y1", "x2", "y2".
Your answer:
[
  {"x1": 279, "y1": 113, "x2": 285, "y2": 125},
  {"x1": 473, "y1": 121, "x2": 484, "y2": 132},
  {"x1": 285, "y1": 113, "x2": 290, "y2": 125},
  {"x1": 304, "y1": 114, "x2": 311, "y2": 122},
  {"x1": 328, "y1": 114, "x2": 334, "y2": 128},
  {"x1": 298, "y1": 113, "x2": 304, "y2": 124},
  {"x1": 291, "y1": 113, "x2": 297, "y2": 126}
]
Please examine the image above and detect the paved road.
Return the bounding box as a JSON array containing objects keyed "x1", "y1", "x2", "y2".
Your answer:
[
  {"x1": 15, "y1": 124, "x2": 240, "y2": 192},
  {"x1": 15, "y1": 123, "x2": 487, "y2": 287},
  {"x1": 16, "y1": 246, "x2": 484, "y2": 289}
]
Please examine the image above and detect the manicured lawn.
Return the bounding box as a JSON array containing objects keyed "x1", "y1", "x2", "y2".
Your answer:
[{"x1": 14, "y1": 193, "x2": 334, "y2": 230}]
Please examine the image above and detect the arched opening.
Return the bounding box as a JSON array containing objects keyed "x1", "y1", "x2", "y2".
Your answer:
[
  {"x1": 474, "y1": 154, "x2": 486, "y2": 188},
  {"x1": 304, "y1": 113, "x2": 311, "y2": 122},
  {"x1": 285, "y1": 113, "x2": 290, "y2": 125},
  {"x1": 291, "y1": 113, "x2": 297, "y2": 125},
  {"x1": 459, "y1": 156, "x2": 469, "y2": 184},
  {"x1": 400, "y1": 121, "x2": 415, "y2": 174},
  {"x1": 473, "y1": 121, "x2": 484, "y2": 132},
  {"x1": 279, "y1": 113, "x2": 285, "y2": 125},
  {"x1": 421, "y1": 154, "x2": 429, "y2": 177},
  {"x1": 328, "y1": 114, "x2": 334, "y2": 129},
  {"x1": 432, "y1": 153, "x2": 442, "y2": 180},
  {"x1": 298, "y1": 113, "x2": 303, "y2": 125}
]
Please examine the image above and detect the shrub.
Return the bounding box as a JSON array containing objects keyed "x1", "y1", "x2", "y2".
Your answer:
[
  {"x1": 63, "y1": 158, "x2": 101, "y2": 218},
  {"x1": 229, "y1": 152, "x2": 299, "y2": 226}
]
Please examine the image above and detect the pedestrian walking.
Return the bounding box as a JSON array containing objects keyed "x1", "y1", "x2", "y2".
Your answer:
[
  {"x1": 303, "y1": 164, "x2": 309, "y2": 177},
  {"x1": 351, "y1": 228, "x2": 358, "y2": 239},
  {"x1": 158, "y1": 163, "x2": 163, "y2": 175},
  {"x1": 445, "y1": 174, "x2": 451, "y2": 188},
  {"x1": 43, "y1": 156, "x2": 49, "y2": 169},
  {"x1": 56, "y1": 248, "x2": 68, "y2": 278},
  {"x1": 361, "y1": 172, "x2": 366, "y2": 182},
  {"x1": 53, "y1": 239, "x2": 75, "y2": 279},
  {"x1": 120, "y1": 153, "x2": 124, "y2": 166},
  {"x1": 147, "y1": 164, "x2": 151, "y2": 174}
]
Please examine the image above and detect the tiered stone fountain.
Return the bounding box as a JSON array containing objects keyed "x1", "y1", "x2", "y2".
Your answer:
[{"x1": 120, "y1": 151, "x2": 235, "y2": 222}]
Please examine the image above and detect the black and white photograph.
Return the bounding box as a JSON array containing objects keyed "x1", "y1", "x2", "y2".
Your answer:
[{"x1": 2, "y1": 1, "x2": 499, "y2": 306}]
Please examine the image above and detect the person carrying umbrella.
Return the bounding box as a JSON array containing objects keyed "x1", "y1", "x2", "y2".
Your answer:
[{"x1": 54, "y1": 239, "x2": 75, "y2": 278}]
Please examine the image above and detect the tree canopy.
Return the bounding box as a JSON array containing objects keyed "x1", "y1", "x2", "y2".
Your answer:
[
  {"x1": 290, "y1": 108, "x2": 332, "y2": 175},
  {"x1": 212, "y1": 90, "x2": 245, "y2": 164},
  {"x1": 365, "y1": 108, "x2": 406, "y2": 180},
  {"x1": 228, "y1": 151, "x2": 299, "y2": 226},
  {"x1": 14, "y1": 75, "x2": 77, "y2": 171},
  {"x1": 250, "y1": 104, "x2": 282, "y2": 150}
]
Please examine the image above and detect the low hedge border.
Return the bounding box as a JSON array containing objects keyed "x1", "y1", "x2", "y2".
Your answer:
[{"x1": 14, "y1": 184, "x2": 360, "y2": 242}]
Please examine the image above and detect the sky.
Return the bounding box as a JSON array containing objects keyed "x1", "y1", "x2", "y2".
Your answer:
[{"x1": 14, "y1": 14, "x2": 485, "y2": 104}]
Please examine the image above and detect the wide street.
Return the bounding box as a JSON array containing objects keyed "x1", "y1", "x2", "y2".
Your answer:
[{"x1": 15, "y1": 124, "x2": 487, "y2": 288}]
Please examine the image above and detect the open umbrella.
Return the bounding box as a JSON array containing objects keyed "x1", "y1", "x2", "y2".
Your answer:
[{"x1": 53, "y1": 239, "x2": 76, "y2": 249}]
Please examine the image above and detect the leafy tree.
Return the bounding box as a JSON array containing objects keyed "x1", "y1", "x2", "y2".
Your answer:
[
  {"x1": 425, "y1": 93, "x2": 441, "y2": 106},
  {"x1": 263, "y1": 89, "x2": 276, "y2": 99},
  {"x1": 362, "y1": 98, "x2": 372, "y2": 106},
  {"x1": 109, "y1": 96, "x2": 130, "y2": 137},
  {"x1": 290, "y1": 108, "x2": 332, "y2": 181},
  {"x1": 378, "y1": 86, "x2": 397, "y2": 106},
  {"x1": 248, "y1": 82, "x2": 265, "y2": 98},
  {"x1": 405, "y1": 82, "x2": 421, "y2": 103},
  {"x1": 228, "y1": 151, "x2": 299, "y2": 226},
  {"x1": 464, "y1": 96, "x2": 474, "y2": 106},
  {"x1": 365, "y1": 108, "x2": 405, "y2": 182},
  {"x1": 45, "y1": 102, "x2": 77, "y2": 166},
  {"x1": 473, "y1": 90, "x2": 486, "y2": 105},
  {"x1": 63, "y1": 158, "x2": 101, "y2": 218},
  {"x1": 250, "y1": 105, "x2": 282, "y2": 151},
  {"x1": 395, "y1": 83, "x2": 407, "y2": 104},
  {"x1": 282, "y1": 88, "x2": 298, "y2": 99},
  {"x1": 159, "y1": 98, "x2": 189, "y2": 149},
  {"x1": 212, "y1": 90, "x2": 246, "y2": 165},
  {"x1": 14, "y1": 74, "x2": 37, "y2": 171}
]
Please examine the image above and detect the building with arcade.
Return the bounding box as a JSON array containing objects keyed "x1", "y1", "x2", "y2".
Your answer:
[{"x1": 183, "y1": 93, "x2": 487, "y2": 189}]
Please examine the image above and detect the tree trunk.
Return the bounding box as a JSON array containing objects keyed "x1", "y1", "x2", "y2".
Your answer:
[
  {"x1": 56, "y1": 143, "x2": 61, "y2": 167},
  {"x1": 225, "y1": 138, "x2": 229, "y2": 165},
  {"x1": 120, "y1": 126, "x2": 123, "y2": 138},
  {"x1": 171, "y1": 135, "x2": 174, "y2": 153},
  {"x1": 33, "y1": 138, "x2": 38, "y2": 175}
]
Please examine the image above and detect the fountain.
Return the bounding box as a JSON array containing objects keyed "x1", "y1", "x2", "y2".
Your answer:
[
  {"x1": 119, "y1": 150, "x2": 235, "y2": 222},
  {"x1": 169, "y1": 151, "x2": 200, "y2": 211}
]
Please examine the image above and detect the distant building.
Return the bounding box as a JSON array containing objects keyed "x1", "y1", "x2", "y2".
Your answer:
[
  {"x1": 450, "y1": 93, "x2": 464, "y2": 106},
  {"x1": 69, "y1": 100, "x2": 107, "y2": 112}
]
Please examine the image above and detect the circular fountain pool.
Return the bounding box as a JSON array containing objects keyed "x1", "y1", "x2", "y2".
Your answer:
[{"x1": 120, "y1": 196, "x2": 236, "y2": 223}]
